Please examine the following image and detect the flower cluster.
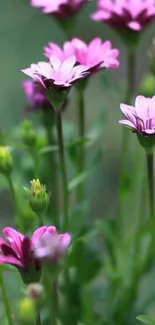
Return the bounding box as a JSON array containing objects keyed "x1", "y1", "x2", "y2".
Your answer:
[
  {"x1": 91, "y1": 0, "x2": 155, "y2": 32},
  {"x1": 31, "y1": 0, "x2": 86, "y2": 19}
]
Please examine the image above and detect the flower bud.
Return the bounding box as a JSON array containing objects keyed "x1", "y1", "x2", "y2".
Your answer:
[
  {"x1": 26, "y1": 283, "x2": 44, "y2": 303},
  {"x1": 28, "y1": 179, "x2": 49, "y2": 214},
  {"x1": 22, "y1": 120, "x2": 37, "y2": 147},
  {"x1": 0, "y1": 146, "x2": 13, "y2": 176},
  {"x1": 19, "y1": 298, "x2": 36, "y2": 323}
]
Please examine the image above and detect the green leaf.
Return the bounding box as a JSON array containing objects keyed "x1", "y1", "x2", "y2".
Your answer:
[
  {"x1": 68, "y1": 239, "x2": 102, "y2": 284},
  {"x1": 86, "y1": 111, "x2": 105, "y2": 147},
  {"x1": 68, "y1": 169, "x2": 93, "y2": 191},
  {"x1": 68, "y1": 148, "x2": 104, "y2": 192},
  {"x1": 136, "y1": 315, "x2": 155, "y2": 325}
]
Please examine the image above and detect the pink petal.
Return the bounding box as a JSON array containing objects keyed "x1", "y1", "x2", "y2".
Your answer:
[
  {"x1": 0, "y1": 255, "x2": 23, "y2": 267},
  {"x1": 3, "y1": 227, "x2": 24, "y2": 258},
  {"x1": 50, "y1": 56, "x2": 61, "y2": 70},
  {"x1": 91, "y1": 10, "x2": 111, "y2": 21},
  {"x1": 21, "y1": 68, "x2": 34, "y2": 78},
  {"x1": 127, "y1": 21, "x2": 142, "y2": 31},
  {"x1": 45, "y1": 226, "x2": 57, "y2": 235},
  {"x1": 31, "y1": 226, "x2": 48, "y2": 245},
  {"x1": 143, "y1": 129, "x2": 155, "y2": 134},
  {"x1": 119, "y1": 119, "x2": 136, "y2": 129},
  {"x1": 59, "y1": 233, "x2": 71, "y2": 248}
]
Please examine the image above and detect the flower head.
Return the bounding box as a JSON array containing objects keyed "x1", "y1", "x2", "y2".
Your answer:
[
  {"x1": 31, "y1": 0, "x2": 86, "y2": 19},
  {"x1": 44, "y1": 38, "x2": 119, "y2": 71},
  {"x1": 91, "y1": 0, "x2": 155, "y2": 32},
  {"x1": 33, "y1": 232, "x2": 71, "y2": 264},
  {"x1": 0, "y1": 226, "x2": 57, "y2": 283},
  {"x1": 22, "y1": 80, "x2": 51, "y2": 111},
  {"x1": 119, "y1": 95, "x2": 155, "y2": 134},
  {"x1": 27, "y1": 179, "x2": 49, "y2": 214},
  {"x1": 22, "y1": 56, "x2": 89, "y2": 91},
  {"x1": 0, "y1": 146, "x2": 13, "y2": 176}
]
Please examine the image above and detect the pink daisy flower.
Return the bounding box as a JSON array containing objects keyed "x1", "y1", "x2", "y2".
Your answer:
[
  {"x1": 91, "y1": 0, "x2": 155, "y2": 32},
  {"x1": 22, "y1": 56, "x2": 89, "y2": 91},
  {"x1": 22, "y1": 80, "x2": 51, "y2": 111},
  {"x1": 119, "y1": 95, "x2": 155, "y2": 134},
  {"x1": 0, "y1": 226, "x2": 71, "y2": 283},
  {"x1": 44, "y1": 38, "x2": 119, "y2": 72},
  {"x1": 31, "y1": 0, "x2": 86, "y2": 19}
]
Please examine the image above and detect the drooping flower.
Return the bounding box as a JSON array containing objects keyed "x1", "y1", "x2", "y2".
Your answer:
[
  {"x1": 119, "y1": 95, "x2": 155, "y2": 134},
  {"x1": 91, "y1": 0, "x2": 155, "y2": 32},
  {"x1": 22, "y1": 56, "x2": 89, "y2": 91},
  {"x1": 22, "y1": 80, "x2": 51, "y2": 112},
  {"x1": 0, "y1": 226, "x2": 70, "y2": 283},
  {"x1": 31, "y1": 0, "x2": 86, "y2": 19},
  {"x1": 33, "y1": 232, "x2": 71, "y2": 264},
  {"x1": 44, "y1": 38, "x2": 119, "y2": 71}
]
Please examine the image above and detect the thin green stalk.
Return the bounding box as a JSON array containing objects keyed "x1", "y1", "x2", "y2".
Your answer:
[
  {"x1": 54, "y1": 110, "x2": 69, "y2": 232},
  {"x1": 6, "y1": 175, "x2": 22, "y2": 230},
  {"x1": 51, "y1": 280, "x2": 58, "y2": 325},
  {"x1": 146, "y1": 150, "x2": 154, "y2": 247},
  {"x1": 77, "y1": 89, "x2": 85, "y2": 203},
  {"x1": 35, "y1": 313, "x2": 42, "y2": 325},
  {"x1": 118, "y1": 51, "x2": 136, "y2": 235},
  {"x1": 54, "y1": 109, "x2": 69, "y2": 325},
  {"x1": 0, "y1": 271, "x2": 13, "y2": 325},
  {"x1": 46, "y1": 126, "x2": 59, "y2": 228}
]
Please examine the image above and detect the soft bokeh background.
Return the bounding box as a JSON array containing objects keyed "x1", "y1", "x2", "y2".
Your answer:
[{"x1": 1, "y1": 0, "x2": 155, "y2": 321}]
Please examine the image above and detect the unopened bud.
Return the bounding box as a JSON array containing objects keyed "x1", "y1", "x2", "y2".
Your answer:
[
  {"x1": 22, "y1": 120, "x2": 37, "y2": 147},
  {"x1": 28, "y1": 179, "x2": 49, "y2": 214},
  {"x1": 19, "y1": 297, "x2": 36, "y2": 323},
  {"x1": 0, "y1": 146, "x2": 13, "y2": 176},
  {"x1": 26, "y1": 283, "x2": 44, "y2": 303}
]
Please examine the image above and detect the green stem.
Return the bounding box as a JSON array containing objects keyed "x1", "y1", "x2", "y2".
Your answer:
[
  {"x1": 0, "y1": 271, "x2": 13, "y2": 325},
  {"x1": 54, "y1": 110, "x2": 69, "y2": 232},
  {"x1": 77, "y1": 89, "x2": 85, "y2": 203},
  {"x1": 51, "y1": 280, "x2": 58, "y2": 325},
  {"x1": 46, "y1": 126, "x2": 59, "y2": 228},
  {"x1": 6, "y1": 175, "x2": 22, "y2": 231},
  {"x1": 35, "y1": 313, "x2": 42, "y2": 325},
  {"x1": 118, "y1": 51, "x2": 136, "y2": 236},
  {"x1": 146, "y1": 150, "x2": 154, "y2": 234}
]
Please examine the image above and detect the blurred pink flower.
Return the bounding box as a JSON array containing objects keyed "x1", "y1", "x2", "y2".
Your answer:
[
  {"x1": 119, "y1": 95, "x2": 155, "y2": 134},
  {"x1": 44, "y1": 38, "x2": 119, "y2": 71},
  {"x1": 0, "y1": 226, "x2": 56, "y2": 270},
  {"x1": 91, "y1": 0, "x2": 155, "y2": 31},
  {"x1": 31, "y1": 0, "x2": 86, "y2": 19},
  {"x1": 34, "y1": 232, "x2": 71, "y2": 263},
  {"x1": 22, "y1": 80, "x2": 51, "y2": 111},
  {"x1": 22, "y1": 56, "x2": 89, "y2": 90}
]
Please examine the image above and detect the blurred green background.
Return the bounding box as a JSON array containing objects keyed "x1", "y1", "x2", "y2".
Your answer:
[{"x1": 1, "y1": 1, "x2": 155, "y2": 321}]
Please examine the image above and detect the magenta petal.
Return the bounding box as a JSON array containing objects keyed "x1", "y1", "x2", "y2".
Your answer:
[
  {"x1": 0, "y1": 255, "x2": 23, "y2": 267},
  {"x1": 59, "y1": 233, "x2": 71, "y2": 248},
  {"x1": 45, "y1": 226, "x2": 57, "y2": 235},
  {"x1": 32, "y1": 226, "x2": 48, "y2": 245},
  {"x1": 119, "y1": 120, "x2": 136, "y2": 129}
]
